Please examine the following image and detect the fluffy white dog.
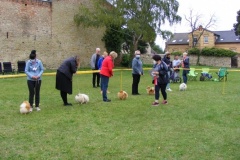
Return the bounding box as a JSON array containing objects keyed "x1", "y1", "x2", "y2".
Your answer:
[
  {"x1": 179, "y1": 83, "x2": 187, "y2": 91},
  {"x1": 75, "y1": 93, "x2": 89, "y2": 104},
  {"x1": 20, "y1": 101, "x2": 31, "y2": 114}
]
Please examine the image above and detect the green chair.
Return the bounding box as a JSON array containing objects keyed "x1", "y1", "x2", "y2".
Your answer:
[
  {"x1": 216, "y1": 67, "x2": 228, "y2": 81},
  {"x1": 188, "y1": 68, "x2": 198, "y2": 81}
]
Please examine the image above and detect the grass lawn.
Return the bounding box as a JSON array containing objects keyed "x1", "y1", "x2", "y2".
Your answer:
[{"x1": 0, "y1": 67, "x2": 239, "y2": 160}]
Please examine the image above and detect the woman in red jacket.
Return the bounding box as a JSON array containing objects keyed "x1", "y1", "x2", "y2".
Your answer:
[{"x1": 100, "y1": 51, "x2": 118, "y2": 102}]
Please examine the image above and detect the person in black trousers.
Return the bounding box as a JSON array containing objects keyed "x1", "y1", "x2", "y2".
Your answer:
[
  {"x1": 90, "y1": 48, "x2": 101, "y2": 88},
  {"x1": 131, "y1": 50, "x2": 143, "y2": 95},
  {"x1": 25, "y1": 50, "x2": 44, "y2": 112},
  {"x1": 56, "y1": 55, "x2": 80, "y2": 106}
]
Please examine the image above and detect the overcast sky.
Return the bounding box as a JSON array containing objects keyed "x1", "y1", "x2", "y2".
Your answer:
[{"x1": 155, "y1": 0, "x2": 240, "y2": 49}]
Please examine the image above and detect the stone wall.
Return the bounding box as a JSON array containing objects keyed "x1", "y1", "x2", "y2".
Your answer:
[
  {"x1": 0, "y1": 0, "x2": 106, "y2": 69},
  {"x1": 141, "y1": 54, "x2": 233, "y2": 68}
]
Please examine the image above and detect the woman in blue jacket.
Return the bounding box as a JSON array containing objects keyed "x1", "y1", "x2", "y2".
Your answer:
[
  {"x1": 151, "y1": 55, "x2": 169, "y2": 106},
  {"x1": 25, "y1": 50, "x2": 44, "y2": 112}
]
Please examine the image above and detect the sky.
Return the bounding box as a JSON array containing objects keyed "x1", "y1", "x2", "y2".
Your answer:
[{"x1": 155, "y1": 0, "x2": 240, "y2": 49}]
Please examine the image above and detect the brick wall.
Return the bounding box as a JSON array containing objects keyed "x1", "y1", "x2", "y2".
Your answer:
[{"x1": 0, "y1": 0, "x2": 106, "y2": 69}]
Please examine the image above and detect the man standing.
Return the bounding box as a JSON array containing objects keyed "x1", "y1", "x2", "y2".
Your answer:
[{"x1": 90, "y1": 48, "x2": 101, "y2": 88}]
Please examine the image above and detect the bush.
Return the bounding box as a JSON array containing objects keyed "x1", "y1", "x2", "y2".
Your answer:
[
  {"x1": 121, "y1": 54, "x2": 130, "y2": 67},
  {"x1": 171, "y1": 51, "x2": 182, "y2": 56},
  {"x1": 188, "y1": 48, "x2": 201, "y2": 55},
  {"x1": 201, "y1": 47, "x2": 237, "y2": 57}
]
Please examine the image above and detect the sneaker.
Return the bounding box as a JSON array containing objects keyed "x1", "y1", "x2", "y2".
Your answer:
[
  {"x1": 161, "y1": 100, "x2": 168, "y2": 104},
  {"x1": 152, "y1": 102, "x2": 159, "y2": 106},
  {"x1": 167, "y1": 88, "x2": 172, "y2": 91},
  {"x1": 29, "y1": 108, "x2": 33, "y2": 112},
  {"x1": 104, "y1": 99, "x2": 111, "y2": 102},
  {"x1": 36, "y1": 107, "x2": 41, "y2": 111}
]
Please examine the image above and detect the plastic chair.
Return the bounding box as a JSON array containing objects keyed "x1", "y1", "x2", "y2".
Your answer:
[
  {"x1": 201, "y1": 68, "x2": 212, "y2": 80},
  {"x1": 216, "y1": 67, "x2": 228, "y2": 81},
  {"x1": 17, "y1": 61, "x2": 26, "y2": 74},
  {"x1": 3, "y1": 62, "x2": 15, "y2": 74},
  {"x1": 188, "y1": 68, "x2": 198, "y2": 80}
]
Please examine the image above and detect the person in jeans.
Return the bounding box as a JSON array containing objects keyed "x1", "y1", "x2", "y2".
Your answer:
[
  {"x1": 90, "y1": 48, "x2": 101, "y2": 88},
  {"x1": 131, "y1": 50, "x2": 143, "y2": 95},
  {"x1": 25, "y1": 50, "x2": 44, "y2": 112},
  {"x1": 100, "y1": 51, "x2": 118, "y2": 102},
  {"x1": 182, "y1": 52, "x2": 190, "y2": 84},
  {"x1": 56, "y1": 55, "x2": 80, "y2": 106},
  {"x1": 98, "y1": 51, "x2": 109, "y2": 94},
  {"x1": 151, "y1": 55, "x2": 169, "y2": 106}
]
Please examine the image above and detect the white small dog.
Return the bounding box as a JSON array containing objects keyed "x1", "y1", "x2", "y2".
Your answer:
[
  {"x1": 20, "y1": 101, "x2": 31, "y2": 114},
  {"x1": 179, "y1": 83, "x2": 187, "y2": 91},
  {"x1": 75, "y1": 93, "x2": 89, "y2": 104}
]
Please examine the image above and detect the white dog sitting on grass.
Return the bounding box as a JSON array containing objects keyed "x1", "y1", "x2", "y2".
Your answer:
[{"x1": 75, "y1": 93, "x2": 89, "y2": 104}]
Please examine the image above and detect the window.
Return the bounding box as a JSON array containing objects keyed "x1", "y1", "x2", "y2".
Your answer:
[
  {"x1": 204, "y1": 36, "x2": 208, "y2": 43},
  {"x1": 193, "y1": 37, "x2": 198, "y2": 46}
]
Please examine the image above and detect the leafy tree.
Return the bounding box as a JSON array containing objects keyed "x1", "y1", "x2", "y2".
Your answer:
[
  {"x1": 151, "y1": 44, "x2": 164, "y2": 54},
  {"x1": 102, "y1": 24, "x2": 123, "y2": 54},
  {"x1": 74, "y1": 0, "x2": 181, "y2": 58},
  {"x1": 233, "y1": 10, "x2": 240, "y2": 37}
]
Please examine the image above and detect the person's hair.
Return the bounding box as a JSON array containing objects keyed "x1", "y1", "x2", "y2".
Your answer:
[
  {"x1": 29, "y1": 50, "x2": 36, "y2": 60},
  {"x1": 152, "y1": 55, "x2": 161, "y2": 61},
  {"x1": 135, "y1": 50, "x2": 140, "y2": 55},
  {"x1": 96, "y1": 48, "x2": 100, "y2": 52},
  {"x1": 103, "y1": 51, "x2": 108, "y2": 56},
  {"x1": 109, "y1": 51, "x2": 118, "y2": 59},
  {"x1": 183, "y1": 52, "x2": 188, "y2": 56}
]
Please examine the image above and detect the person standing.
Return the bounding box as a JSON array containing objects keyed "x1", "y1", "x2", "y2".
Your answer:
[
  {"x1": 90, "y1": 48, "x2": 101, "y2": 88},
  {"x1": 25, "y1": 50, "x2": 44, "y2": 112},
  {"x1": 56, "y1": 55, "x2": 80, "y2": 106},
  {"x1": 151, "y1": 55, "x2": 169, "y2": 106},
  {"x1": 162, "y1": 52, "x2": 172, "y2": 91},
  {"x1": 131, "y1": 50, "x2": 143, "y2": 95},
  {"x1": 98, "y1": 51, "x2": 109, "y2": 94},
  {"x1": 182, "y1": 52, "x2": 190, "y2": 84},
  {"x1": 100, "y1": 51, "x2": 118, "y2": 102}
]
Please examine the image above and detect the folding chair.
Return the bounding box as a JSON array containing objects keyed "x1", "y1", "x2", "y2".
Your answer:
[
  {"x1": 188, "y1": 68, "x2": 198, "y2": 81},
  {"x1": 216, "y1": 67, "x2": 228, "y2": 81},
  {"x1": 201, "y1": 68, "x2": 212, "y2": 81},
  {"x1": 0, "y1": 62, "x2": 3, "y2": 75},
  {"x1": 3, "y1": 62, "x2": 15, "y2": 74},
  {"x1": 17, "y1": 61, "x2": 26, "y2": 74}
]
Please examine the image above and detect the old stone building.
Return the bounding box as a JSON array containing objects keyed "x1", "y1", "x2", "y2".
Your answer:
[
  {"x1": 0, "y1": 0, "x2": 106, "y2": 69},
  {"x1": 166, "y1": 26, "x2": 240, "y2": 53},
  {"x1": 165, "y1": 26, "x2": 240, "y2": 67}
]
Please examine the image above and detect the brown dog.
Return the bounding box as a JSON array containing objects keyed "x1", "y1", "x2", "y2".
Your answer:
[
  {"x1": 20, "y1": 101, "x2": 31, "y2": 114},
  {"x1": 146, "y1": 86, "x2": 155, "y2": 95},
  {"x1": 117, "y1": 91, "x2": 128, "y2": 100}
]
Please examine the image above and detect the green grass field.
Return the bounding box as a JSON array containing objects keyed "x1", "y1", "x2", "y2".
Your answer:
[{"x1": 0, "y1": 67, "x2": 239, "y2": 160}]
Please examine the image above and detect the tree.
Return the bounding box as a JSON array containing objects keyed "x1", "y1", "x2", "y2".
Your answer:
[
  {"x1": 102, "y1": 24, "x2": 123, "y2": 54},
  {"x1": 151, "y1": 44, "x2": 164, "y2": 54},
  {"x1": 184, "y1": 9, "x2": 216, "y2": 64},
  {"x1": 185, "y1": 9, "x2": 216, "y2": 48},
  {"x1": 233, "y1": 10, "x2": 240, "y2": 37},
  {"x1": 74, "y1": 0, "x2": 181, "y2": 57}
]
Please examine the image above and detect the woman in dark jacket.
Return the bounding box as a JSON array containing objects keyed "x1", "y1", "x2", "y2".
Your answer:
[
  {"x1": 151, "y1": 55, "x2": 169, "y2": 106},
  {"x1": 56, "y1": 56, "x2": 80, "y2": 106},
  {"x1": 182, "y1": 52, "x2": 190, "y2": 84}
]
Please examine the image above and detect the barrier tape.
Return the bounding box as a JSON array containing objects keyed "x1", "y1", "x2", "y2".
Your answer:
[{"x1": 0, "y1": 67, "x2": 239, "y2": 79}]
